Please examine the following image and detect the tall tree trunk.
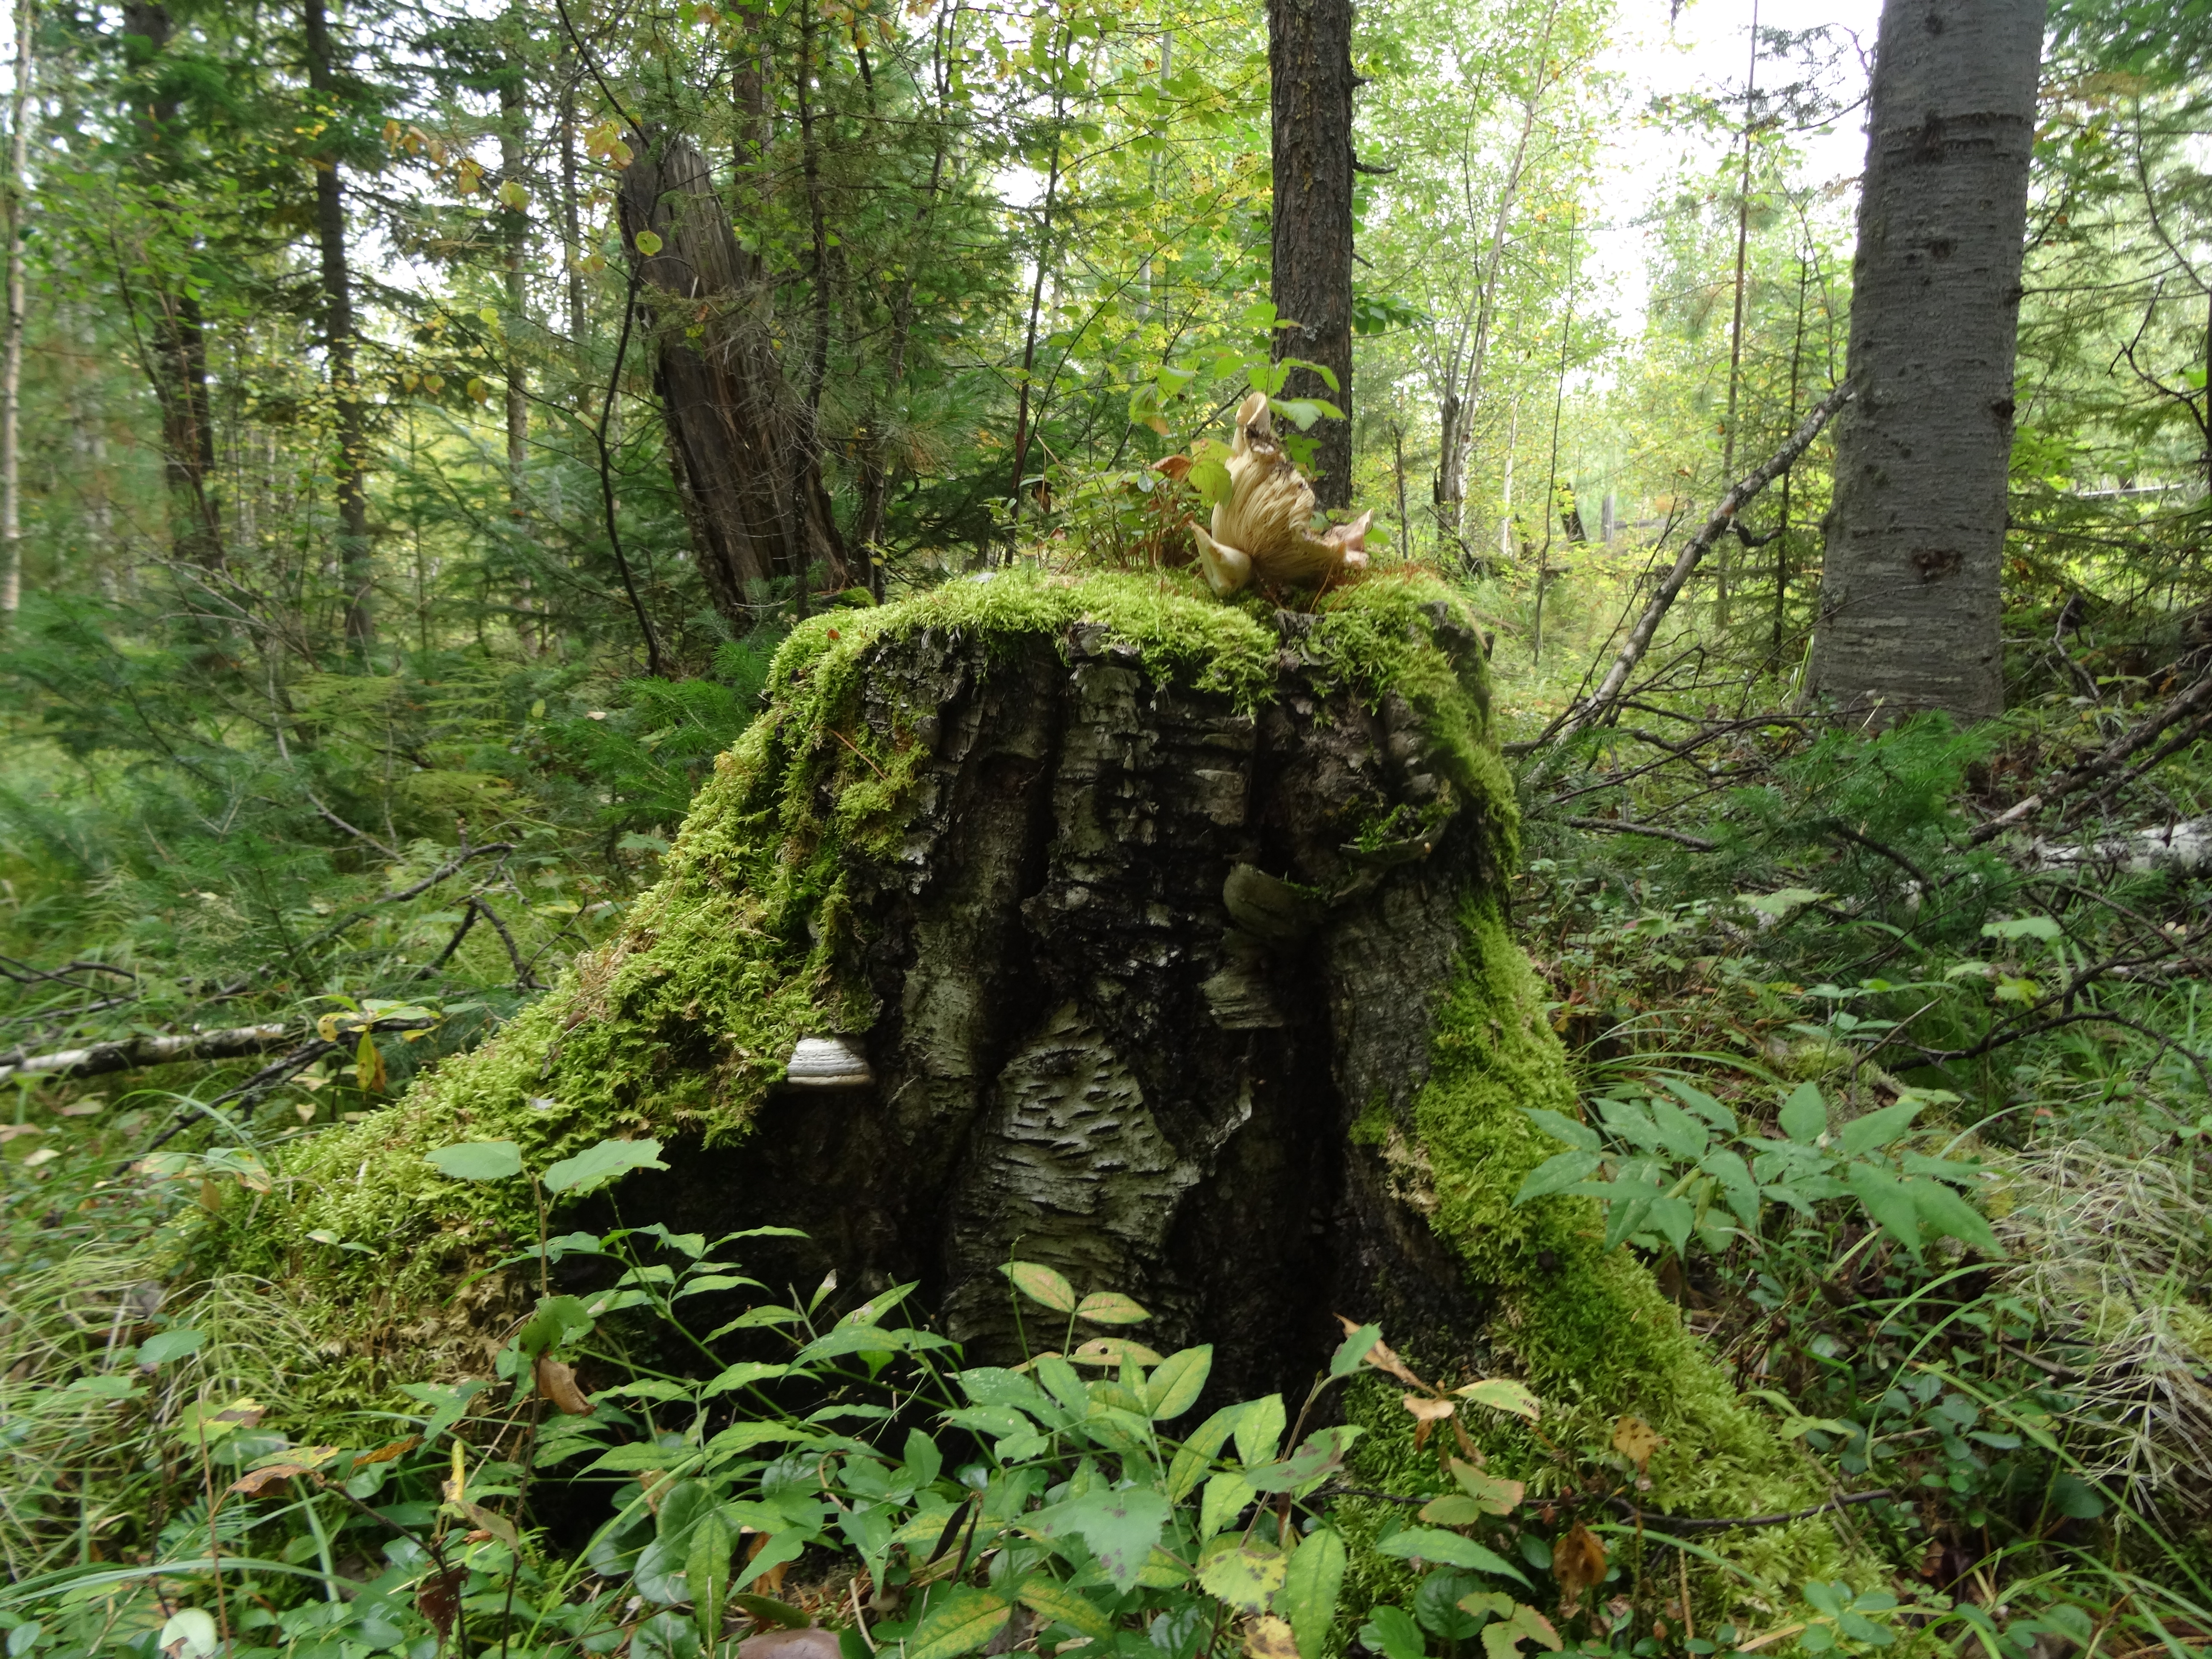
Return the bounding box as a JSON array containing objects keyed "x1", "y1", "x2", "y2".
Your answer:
[
  {"x1": 303, "y1": 0, "x2": 373, "y2": 654},
  {"x1": 618, "y1": 137, "x2": 850, "y2": 630},
  {"x1": 1269, "y1": 0, "x2": 1355, "y2": 507},
  {"x1": 1807, "y1": 0, "x2": 2043, "y2": 722},
  {"x1": 119, "y1": 3, "x2": 223, "y2": 576},
  {"x1": 1715, "y1": 0, "x2": 1760, "y2": 629},
  {"x1": 499, "y1": 56, "x2": 528, "y2": 508},
  {"x1": 0, "y1": 0, "x2": 29, "y2": 624},
  {"x1": 558, "y1": 51, "x2": 586, "y2": 364},
  {"x1": 1006, "y1": 25, "x2": 1067, "y2": 541}
]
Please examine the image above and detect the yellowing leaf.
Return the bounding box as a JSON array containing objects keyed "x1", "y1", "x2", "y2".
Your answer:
[
  {"x1": 1454, "y1": 1377, "x2": 1541, "y2": 1422},
  {"x1": 1077, "y1": 1290, "x2": 1149, "y2": 1325},
  {"x1": 634, "y1": 229, "x2": 664, "y2": 257},
  {"x1": 355, "y1": 1031, "x2": 387, "y2": 1094},
  {"x1": 1551, "y1": 1524, "x2": 1606, "y2": 1607},
  {"x1": 1197, "y1": 1535, "x2": 1286, "y2": 1614},
  {"x1": 1611, "y1": 1415, "x2": 1662, "y2": 1472},
  {"x1": 1247, "y1": 1615, "x2": 1301, "y2": 1659},
  {"x1": 497, "y1": 179, "x2": 527, "y2": 210},
  {"x1": 1070, "y1": 1337, "x2": 1162, "y2": 1367},
  {"x1": 1003, "y1": 1260, "x2": 1079, "y2": 1313}
]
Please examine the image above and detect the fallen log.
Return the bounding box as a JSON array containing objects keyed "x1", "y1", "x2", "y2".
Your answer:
[{"x1": 0, "y1": 1023, "x2": 293, "y2": 1085}]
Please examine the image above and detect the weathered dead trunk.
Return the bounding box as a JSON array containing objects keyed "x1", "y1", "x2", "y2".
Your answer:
[
  {"x1": 618, "y1": 138, "x2": 851, "y2": 622},
  {"x1": 600, "y1": 608, "x2": 1497, "y2": 1400}
]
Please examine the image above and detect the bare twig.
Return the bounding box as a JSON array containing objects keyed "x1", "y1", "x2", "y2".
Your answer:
[
  {"x1": 1970, "y1": 664, "x2": 2212, "y2": 844},
  {"x1": 1560, "y1": 816, "x2": 1718, "y2": 851},
  {"x1": 1549, "y1": 382, "x2": 1852, "y2": 746},
  {"x1": 0, "y1": 1023, "x2": 294, "y2": 1085}
]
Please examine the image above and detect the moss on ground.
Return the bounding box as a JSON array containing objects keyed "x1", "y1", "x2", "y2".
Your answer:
[{"x1": 195, "y1": 562, "x2": 1871, "y2": 1604}]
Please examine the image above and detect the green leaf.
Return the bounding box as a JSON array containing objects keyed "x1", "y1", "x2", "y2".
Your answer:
[
  {"x1": 1234, "y1": 1394, "x2": 1286, "y2": 1466},
  {"x1": 1168, "y1": 1404, "x2": 1243, "y2": 1500},
  {"x1": 1361, "y1": 1606, "x2": 1428, "y2": 1659},
  {"x1": 1520, "y1": 1108, "x2": 1599, "y2": 1152},
  {"x1": 1647, "y1": 1096, "x2": 1709, "y2": 1160},
  {"x1": 1907, "y1": 1178, "x2": 2003, "y2": 1255},
  {"x1": 904, "y1": 1586, "x2": 1012, "y2": 1659},
  {"x1": 1002, "y1": 1260, "x2": 1079, "y2": 1314},
  {"x1": 1196, "y1": 1535, "x2": 1287, "y2": 1614},
  {"x1": 689, "y1": 1511, "x2": 733, "y2": 1652},
  {"x1": 1014, "y1": 1577, "x2": 1113, "y2": 1642},
  {"x1": 1280, "y1": 1527, "x2": 1348, "y2": 1659},
  {"x1": 1837, "y1": 1100, "x2": 1923, "y2": 1157},
  {"x1": 136, "y1": 1328, "x2": 204, "y2": 1367},
  {"x1": 633, "y1": 229, "x2": 664, "y2": 256},
  {"x1": 1330, "y1": 1323, "x2": 1381, "y2": 1378},
  {"x1": 1982, "y1": 915, "x2": 2062, "y2": 942},
  {"x1": 1026, "y1": 1485, "x2": 1172, "y2": 1592},
  {"x1": 1146, "y1": 1345, "x2": 1212, "y2": 1419},
  {"x1": 735, "y1": 1531, "x2": 808, "y2": 1592},
  {"x1": 543, "y1": 1138, "x2": 667, "y2": 1195},
  {"x1": 1663, "y1": 1080, "x2": 1737, "y2": 1133},
  {"x1": 1201, "y1": 1470, "x2": 1255, "y2": 1539},
  {"x1": 1374, "y1": 1529, "x2": 1528, "y2": 1586},
  {"x1": 1077, "y1": 1291, "x2": 1150, "y2": 1326},
  {"x1": 1602, "y1": 1182, "x2": 1660, "y2": 1252},
  {"x1": 1646, "y1": 1193, "x2": 1696, "y2": 1256},
  {"x1": 1844, "y1": 1163, "x2": 1922, "y2": 1257},
  {"x1": 1512, "y1": 1151, "x2": 1601, "y2": 1207},
  {"x1": 425, "y1": 1141, "x2": 523, "y2": 1182},
  {"x1": 1188, "y1": 457, "x2": 1232, "y2": 506},
  {"x1": 1698, "y1": 1148, "x2": 1762, "y2": 1228},
  {"x1": 702, "y1": 1361, "x2": 791, "y2": 1396},
  {"x1": 1778, "y1": 1083, "x2": 1828, "y2": 1145}
]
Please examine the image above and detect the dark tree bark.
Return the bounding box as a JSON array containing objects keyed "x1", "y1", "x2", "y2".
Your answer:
[
  {"x1": 119, "y1": 3, "x2": 224, "y2": 574},
  {"x1": 1807, "y1": 0, "x2": 2045, "y2": 721},
  {"x1": 618, "y1": 138, "x2": 852, "y2": 625},
  {"x1": 303, "y1": 0, "x2": 374, "y2": 652},
  {"x1": 1269, "y1": 0, "x2": 1356, "y2": 509},
  {"x1": 598, "y1": 612, "x2": 1500, "y2": 1400}
]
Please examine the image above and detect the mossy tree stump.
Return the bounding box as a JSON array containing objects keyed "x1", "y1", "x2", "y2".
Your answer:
[
  {"x1": 250, "y1": 572, "x2": 1846, "y2": 1592},
  {"x1": 614, "y1": 600, "x2": 1499, "y2": 1402}
]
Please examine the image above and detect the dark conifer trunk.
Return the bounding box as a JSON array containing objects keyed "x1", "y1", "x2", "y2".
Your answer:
[
  {"x1": 303, "y1": 0, "x2": 374, "y2": 653},
  {"x1": 1269, "y1": 0, "x2": 1356, "y2": 508},
  {"x1": 120, "y1": 3, "x2": 224, "y2": 574},
  {"x1": 1807, "y1": 0, "x2": 2044, "y2": 720}
]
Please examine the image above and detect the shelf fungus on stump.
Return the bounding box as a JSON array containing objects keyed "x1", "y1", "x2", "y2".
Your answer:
[{"x1": 1190, "y1": 391, "x2": 1372, "y2": 599}]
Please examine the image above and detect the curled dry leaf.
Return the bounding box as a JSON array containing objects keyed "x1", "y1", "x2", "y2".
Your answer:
[
  {"x1": 1551, "y1": 1524, "x2": 1607, "y2": 1609},
  {"x1": 1610, "y1": 1416, "x2": 1662, "y2": 1473},
  {"x1": 1354, "y1": 1330, "x2": 1426, "y2": 1389},
  {"x1": 1401, "y1": 1394, "x2": 1456, "y2": 1422},
  {"x1": 536, "y1": 1353, "x2": 594, "y2": 1415},
  {"x1": 229, "y1": 1463, "x2": 319, "y2": 1497}
]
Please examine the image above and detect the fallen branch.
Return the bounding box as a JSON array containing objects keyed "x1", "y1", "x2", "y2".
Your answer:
[
  {"x1": 2027, "y1": 815, "x2": 2211, "y2": 876},
  {"x1": 0, "y1": 1015, "x2": 436, "y2": 1086},
  {"x1": 1560, "y1": 815, "x2": 1718, "y2": 851},
  {"x1": 1969, "y1": 664, "x2": 2212, "y2": 844},
  {"x1": 1607, "y1": 1487, "x2": 1895, "y2": 1535},
  {"x1": 0, "y1": 1024, "x2": 294, "y2": 1085},
  {"x1": 1548, "y1": 381, "x2": 1852, "y2": 747}
]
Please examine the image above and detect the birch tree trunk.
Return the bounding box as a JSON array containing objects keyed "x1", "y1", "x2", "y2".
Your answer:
[
  {"x1": 1807, "y1": 0, "x2": 2044, "y2": 721},
  {"x1": 0, "y1": 0, "x2": 29, "y2": 623}
]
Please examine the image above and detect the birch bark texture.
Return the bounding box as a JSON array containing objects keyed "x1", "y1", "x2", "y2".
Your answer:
[
  {"x1": 1808, "y1": 0, "x2": 2044, "y2": 720},
  {"x1": 1269, "y1": 0, "x2": 1356, "y2": 508}
]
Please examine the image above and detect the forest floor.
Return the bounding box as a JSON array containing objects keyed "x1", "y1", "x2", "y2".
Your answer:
[{"x1": 0, "y1": 565, "x2": 2208, "y2": 1659}]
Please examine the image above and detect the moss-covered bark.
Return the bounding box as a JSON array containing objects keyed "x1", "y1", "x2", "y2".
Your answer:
[{"x1": 197, "y1": 567, "x2": 1860, "y2": 1612}]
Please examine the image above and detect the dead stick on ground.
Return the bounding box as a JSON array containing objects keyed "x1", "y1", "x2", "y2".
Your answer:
[
  {"x1": 1548, "y1": 381, "x2": 1852, "y2": 747},
  {"x1": 1969, "y1": 663, "x2": 2212, "y2": 844}
]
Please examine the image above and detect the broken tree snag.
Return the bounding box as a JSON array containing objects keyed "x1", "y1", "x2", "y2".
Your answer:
[{"x1": 617, "y1": 137, "x2": 850, "y2": 620}]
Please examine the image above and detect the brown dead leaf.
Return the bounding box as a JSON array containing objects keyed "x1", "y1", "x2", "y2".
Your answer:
[
  {"x1": 535, "y1": 1354, "x2": 593, "y2": 1415},
  {"x1": 1611, "y1": 1416, "x2": 1663, "y2": 1474},
  {"x1": 639, "y1": 1469, "x2": 677, "y2": 1513},
  {"x1": 1362, "y1": 1336, "x2": 1426, "y2": 1389},
  {"x1": 1246, "y1": 1615, "x2": 1300, "y2": 1659},
  {"x1": 1401, "y1": 1394, "x2": 1455, "y2": 1421},
  {"x1": 230, "y1": 1463, "x2": 319, "y2": 1497},
  {"x1": 745, "y1": 1528, "x2": 791, "y2": 1596},
  {"x1": 352, "y1": 1435, "x2": 421, "y2": 1470},
  {"x1": 417, "y1": 1567, "x2": 466, "y2": 1640},
  {"x1": 1153, "y1": 454, "x2": 1194, "y2": 483},
  {"x1": 1552, "y1": 1523, "x2": 1607, "y2": 1609}
]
